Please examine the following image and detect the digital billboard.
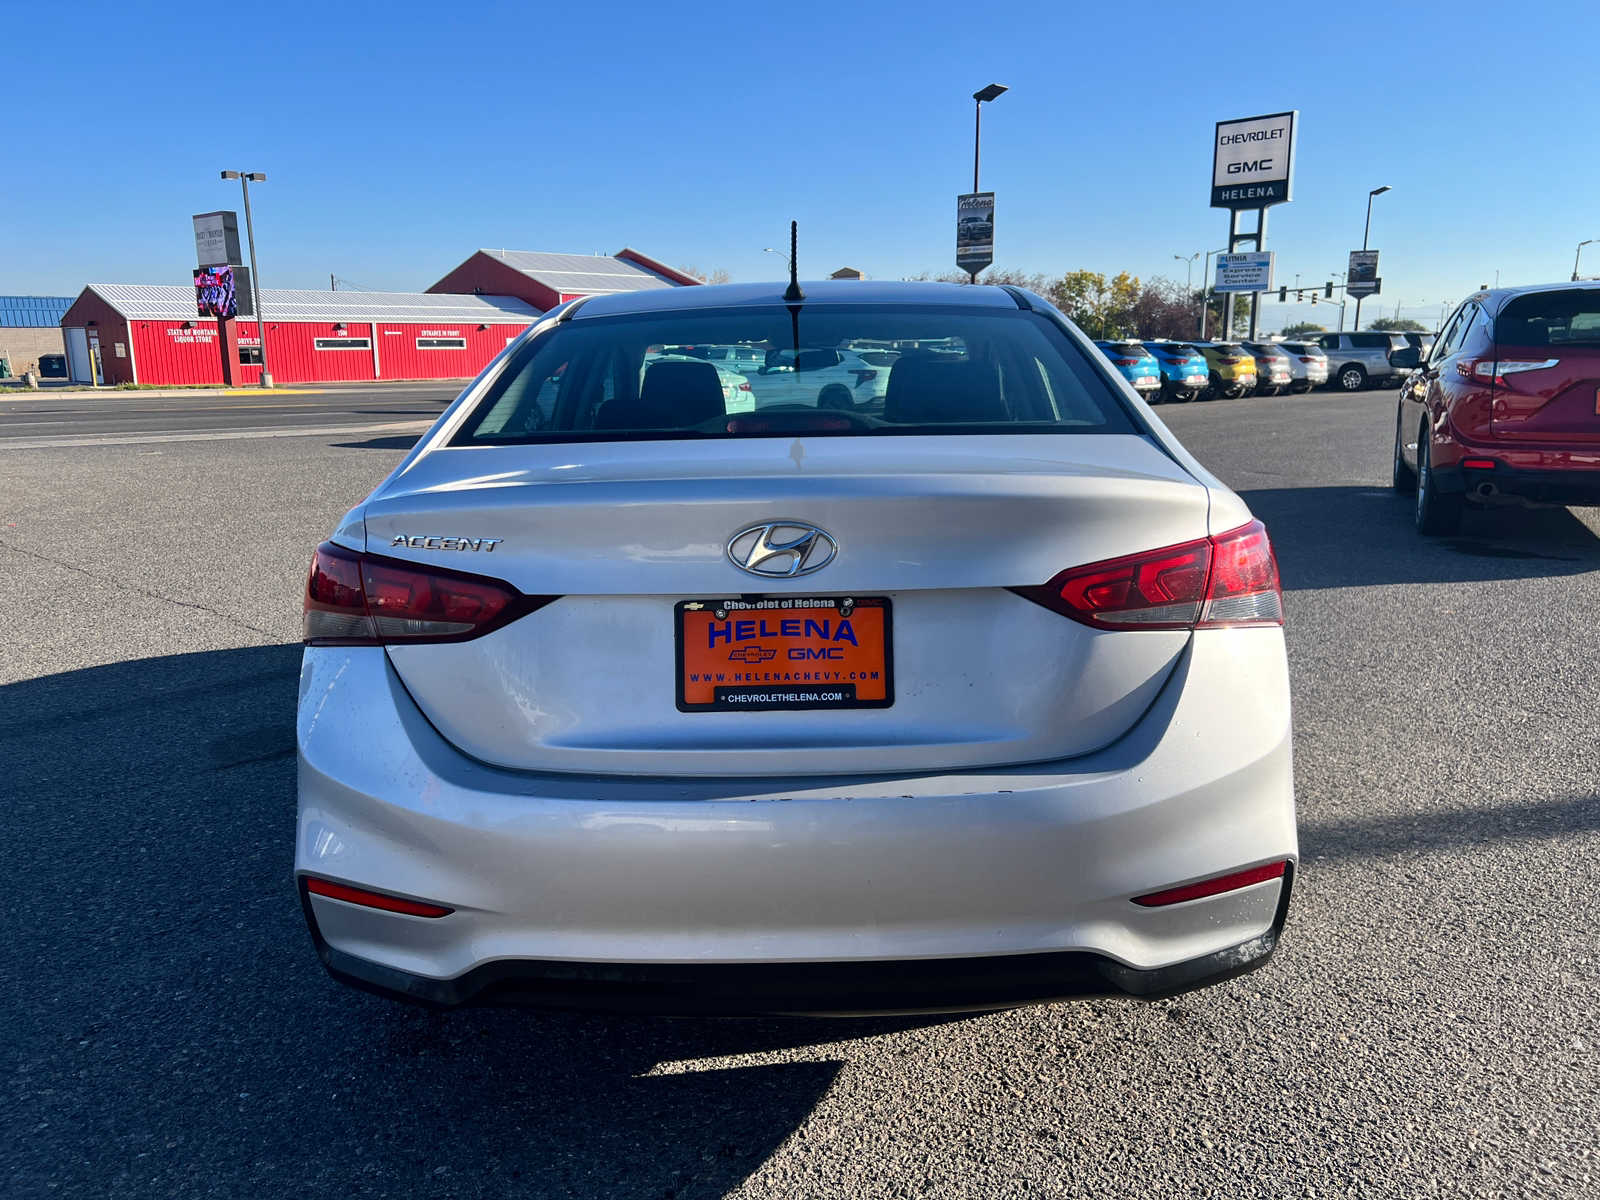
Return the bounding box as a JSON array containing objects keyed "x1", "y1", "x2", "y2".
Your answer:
[{"x1": 195, "y1": 265, "x2": 238, "y2": 319}]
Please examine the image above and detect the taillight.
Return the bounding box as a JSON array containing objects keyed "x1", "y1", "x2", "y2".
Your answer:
[
  {"x1": 1463, "y1": 356, "x2": 1559, "y2": 383},
  {"x1": 304, "y1": 541, "x2": 552, "y2": 645},
  {"x1": 1298, "y1": 356, "x2": 1315, "y2": 363},
  {"x1": 1112, "y1": 357, "x2": 1140, "y2": 366},
  {"x1": 849, "y1": 368, "x2": 878, "y2": 386},
  {"x1": 1014, "y1": 519, "x2": 1283, "y2": 630}
]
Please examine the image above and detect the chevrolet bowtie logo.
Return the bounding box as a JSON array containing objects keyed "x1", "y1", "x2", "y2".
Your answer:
[{"x1": 727, "y1": 646, "x2": 778, "y2": 664}]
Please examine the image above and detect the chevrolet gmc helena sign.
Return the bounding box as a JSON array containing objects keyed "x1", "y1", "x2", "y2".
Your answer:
[{"x1": 1211, "y1": 111, "x2": 1297, "y2": 209}]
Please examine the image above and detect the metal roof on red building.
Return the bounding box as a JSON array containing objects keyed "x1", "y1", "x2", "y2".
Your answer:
[{"x1": 76, "y1": 284, "x2": 541, "y2": 324}]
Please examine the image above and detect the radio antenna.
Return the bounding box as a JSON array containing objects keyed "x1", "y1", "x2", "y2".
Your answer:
[
  {"x1": 783, "y1": 220, "x2": 804, "y2": 303},
  {"x1": 784, "y1": 220, "x2": 804, "y2": 355}
]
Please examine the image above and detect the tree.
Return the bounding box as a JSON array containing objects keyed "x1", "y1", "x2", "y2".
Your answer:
[
  {"x1": 1128, "y1": 277, "x2": 1198, "y2": 340},
  {"x1": 1047, "y1": 270, "x2": 1141, "y2": 338},
  {"x1": 1281, "y1": 321, "x2": 1327, "y2": 337},
  {"x1": 1366, "y1": 316, "x2": 1427, "y2": 332},
  {"x1": 678, "y1": 264, "x2": 732, "y2": 284}
]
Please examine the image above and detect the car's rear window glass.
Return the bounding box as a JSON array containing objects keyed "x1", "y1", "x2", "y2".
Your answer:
[
  {"x1": 454, "y1": 306, "x2": 1137, "y2": 444},
  {"x1": 1496, "y1": 289, "x2": 1600, "y2": 346}
]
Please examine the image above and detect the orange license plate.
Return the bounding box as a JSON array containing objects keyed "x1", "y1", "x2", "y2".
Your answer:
[{"x1": 676, "y1": 597, "x2": 893, "y2": 712}]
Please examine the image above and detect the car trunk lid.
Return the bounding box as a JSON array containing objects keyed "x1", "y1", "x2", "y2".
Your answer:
[{"x1": 365, "y1": 434, "x2": 1210, "y2": 777}]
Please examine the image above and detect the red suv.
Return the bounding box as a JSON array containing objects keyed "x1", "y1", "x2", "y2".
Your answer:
[{"x1": 1393, "y1": 283, "x2": 1600, "y2": 533}]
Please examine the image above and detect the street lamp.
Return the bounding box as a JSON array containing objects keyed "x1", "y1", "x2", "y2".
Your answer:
[
  {"x1": 966, "y1": 83, "x2": 1007, "y2": 284},
  {"x1": 761, "y1": 246, "x2": 792, "y2": 274},
  {"x1": 1573, "y1": 239, "x2": 1596, "y2": 282},
  {"x1": 1174, "y1": 252, "x2": 1199, "y2": 294},
  {"x1": 1353, "y1": 184, "x2": 1390, "y2": 333},
  {"x1": 220, "y1": 170, "x2": 273, "y2": 388},
  {"x1": 971, "y1": 83, "x2": 1007, "y2": 195}
]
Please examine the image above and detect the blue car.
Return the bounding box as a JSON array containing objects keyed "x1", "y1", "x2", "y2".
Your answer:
[
  {"x1": 1093, "y1": 340, "x2": 1161, "y2": 401},
  {"x1": 1141, "y1": 341, "x2": 1211, "y2": 403}
]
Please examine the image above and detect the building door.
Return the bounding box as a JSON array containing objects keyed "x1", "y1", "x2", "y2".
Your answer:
[
  {"x1": 65, "y1": 327, "x2": 92, "y2": 382},
  {"x1": 87, "y1": 331, "x2": 104, "y2": 385}
]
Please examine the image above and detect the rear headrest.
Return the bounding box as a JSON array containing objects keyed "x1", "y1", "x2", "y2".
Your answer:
[
  {"x1": 636, "y1": 359, "x2": 726, "y2": 426},
  {"x1": 884, "y1": 358, "x2": 1007, "y2": 424}
]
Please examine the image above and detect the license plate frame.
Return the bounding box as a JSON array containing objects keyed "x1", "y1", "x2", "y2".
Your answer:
[{"x1": 675, "y1": 596, "x2": 894, "y2": 713}]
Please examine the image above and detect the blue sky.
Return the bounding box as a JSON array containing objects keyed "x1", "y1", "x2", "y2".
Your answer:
[{"x1": 10, "y1": 0, "x2": 1598, "y2": 332}]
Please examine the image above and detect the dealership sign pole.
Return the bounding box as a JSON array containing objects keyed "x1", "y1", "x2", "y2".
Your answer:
[
  {"x1": 1210, "y1": 111, "x2": 1297, "y2": 340},
  {"x1": 193, "y1": 211, "x2": 247, "y2": 386},
  {"x1": 956, "y1": 192, "x2": 995, "y2": 282}
]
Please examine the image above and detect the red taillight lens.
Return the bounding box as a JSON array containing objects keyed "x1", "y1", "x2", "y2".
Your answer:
[
  {"x1": 304, "y1": 876, "x2": 453, "y2": 918},
  {"x1": 1298, "y1": 356, "x2": 1315, "y2": 363},
  {"x1": 1461, "y1": 457, "x2": 1497, "y2": 470},
  {"x1": 1045, "y1": 539, "x2": 1212, "y2": 629},
  {"x1": 1201, "y1": 520, "x2": 1283, "y2": 627},
  {"x1": 1015, "y1": 519, "x2": 1283, "y2": 631},
  {"x1": 1132, "y1": 860, "x2": 1288, "y2": 907},
  {"x1": 1113, "y1": 357, "x2": 1140, "y2": 366},
  {"x1": 849, "y1": 368, "x2": 878, "y2": 386},
  {"x1": 304, "y1": 541, "x2": 549, "y2": 645}
]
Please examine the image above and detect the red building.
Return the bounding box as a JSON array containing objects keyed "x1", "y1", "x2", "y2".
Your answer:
[
  {"x1": 58, "y1": 285, "x2": 541, "y2": 387},
  {"x1": 428, "y1": 248, "x2": 700, "y2": 309}
]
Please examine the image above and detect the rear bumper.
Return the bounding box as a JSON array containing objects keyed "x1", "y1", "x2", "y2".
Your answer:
[
  {"x1": 302, "y1": 866, "x2": 1294, "y2": 1015},
  {"x1": 1434, "y1": 460, "x2": 1600, "y2": 505},
  {"x1": 296, "y1": 631, "x2": 1297, "y2": 1013}
]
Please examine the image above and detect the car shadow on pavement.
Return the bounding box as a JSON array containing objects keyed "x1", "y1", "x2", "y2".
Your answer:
[
  {"x1": 4, "y1": 645, "x2": 954, "y2": 1200},
  {"x1": 1238, "y1": 486, "x2": 1600, "y2": 591},
  {"x1": 330, "y1": 434, "x2": 423, "y2": 450},
  {"x1": 1300, "y1": 794, "x2": 1600, "y2": 863}
]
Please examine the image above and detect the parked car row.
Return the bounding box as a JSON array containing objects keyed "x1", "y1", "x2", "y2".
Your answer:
[
  {"x1": 1088, "y1": 327, "x2": 1441, "y2": 402},
  {"x1": 1092, "y1": 338, "x2": 1327, "y2": 402}
]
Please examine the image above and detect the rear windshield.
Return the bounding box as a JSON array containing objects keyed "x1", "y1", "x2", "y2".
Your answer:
[
  {"x1": 1155, "y1": 343, "x2": 1196, "y2": 355},
  {"x1": 1497, "y1": 289, "x2": 1600, "y2": 346},
  {"x1": 453, "y1": 306, "x2": 1138, "y2": 444}
]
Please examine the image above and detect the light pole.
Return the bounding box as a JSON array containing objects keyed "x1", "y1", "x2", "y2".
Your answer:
[
  {"x1": 220, "y1": 170, "x2": 272, "y2": 388},
  {"x1": 761, "y1": 246, "x2": 792, "y2": 274},
  {"x1": 1573, "y1": 240, "x2": 1595, "y2": 281},
  {"x1": 1353, "y1": 184, "x2": 1390, "y2": 333},
  {"x1": 968, "y1": 83, "x2": 1007, "y2": 283},
  {"x1": 1174, "y1": 252, "x2": 1199, "y2": 294},
  {"x1": 1199, "y1": 247, "x2": 1227, "y2": 339}
]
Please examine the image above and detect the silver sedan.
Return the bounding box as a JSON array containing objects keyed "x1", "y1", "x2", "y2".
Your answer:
[{"x1": 295, "y1": 280, "x2": 1297, "y2": 1014}]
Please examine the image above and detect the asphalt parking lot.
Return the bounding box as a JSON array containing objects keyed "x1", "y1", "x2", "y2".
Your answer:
[{"x1": 5, "y1": 386, "x2": 1598, "y2": 1199}]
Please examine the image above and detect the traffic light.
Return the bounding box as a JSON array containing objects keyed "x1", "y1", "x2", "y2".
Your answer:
[
  {"x1": 1278, "y1": 286, "x2": 1287, "y2": 303},
  {"x1": 1324, "y1": 283, "x2": 1333, "y2": 299}
]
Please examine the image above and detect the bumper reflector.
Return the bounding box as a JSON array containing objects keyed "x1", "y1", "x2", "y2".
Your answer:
[
  {"x1": 304, "y1": 876, "x2": 454, "y2": 918},
  {"x1": 1132, "y1": 860, "x2": 1288, "y2": 907},
  {"x1": 1461, "y1": 458, "x2": 1497, "y2": 470}
]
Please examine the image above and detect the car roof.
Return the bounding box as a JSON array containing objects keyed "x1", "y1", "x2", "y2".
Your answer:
[
  {"x1": 570, "y1": 279, "x2": 1022, "y2": 319},
  {"x1": 1463, "y1": 280, "x2": 1600, "y2": 316}
]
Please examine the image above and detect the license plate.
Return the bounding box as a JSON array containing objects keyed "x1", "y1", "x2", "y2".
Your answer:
[
  {"x1": 1135, "y1": 378, "x2": 1158, "y2": 389},
  {"x1": 676, "y1": 597, "x2": 893, "y2": 712},
  {"x1": 1185, "y1": 375, "x2": 1206, "y2": 385}
]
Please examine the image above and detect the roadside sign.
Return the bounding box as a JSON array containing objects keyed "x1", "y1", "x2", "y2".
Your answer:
[
  {"x1": 192, "y1": 211, "x2": 243, "y2": 267},
  {"x1": 1347, "y1": 250, "x2": 1381, "y2": 297},
  {"x1": 1211, "y1": 112, "x2": 1297, "y2": 210},
  {"x1": 1214, "y1": 251, "x2": 1275, "y2": 293},
  {"x1": 956, "y1": 192, "x2": 995, "y2": 275}
]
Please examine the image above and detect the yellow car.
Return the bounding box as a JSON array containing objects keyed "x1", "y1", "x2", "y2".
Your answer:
[{"x1": 1193, "y1": 341, "x2": 1258, "y2": 399}]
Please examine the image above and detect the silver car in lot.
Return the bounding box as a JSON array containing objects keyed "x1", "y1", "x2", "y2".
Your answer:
[
  {"x1": 296, "y1": 280, "x2": 1297, "y2": 1015},
  {"x1": 1313, "y1": 331, "x2": 1413, "y2": 391},
  {"x1": 1277, "y1": 341, "x2": 1331, "y2": 392}
]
